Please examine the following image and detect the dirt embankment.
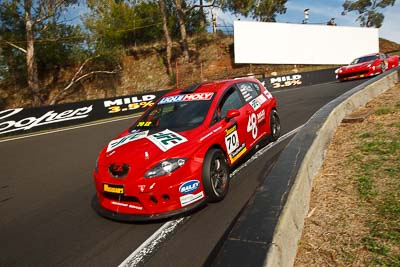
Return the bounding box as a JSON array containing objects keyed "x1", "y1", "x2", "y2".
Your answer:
[{"x1": 295, "y1": 82, "x2": 400, "y2": 266}]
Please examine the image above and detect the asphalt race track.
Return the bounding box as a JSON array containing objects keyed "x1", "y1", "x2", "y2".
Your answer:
[{"x1": 0, "y1": 79, "x2": 367, "y2": 267}]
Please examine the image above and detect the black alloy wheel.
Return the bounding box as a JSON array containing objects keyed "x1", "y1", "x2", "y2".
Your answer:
[
  {"x1": 202, "y1": 148, "x2": 230, "y2": 202},
  {"x1": 270, "y1": 109, "x2": 281, "y2": 142}
]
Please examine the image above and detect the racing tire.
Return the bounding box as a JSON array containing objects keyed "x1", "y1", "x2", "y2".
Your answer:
[
  {"x1": 202, "y1": 148, "x2": 230, "y2": 203},
  {"x1": 270, "y1": 109, "x2": 281, "y2": 142}
]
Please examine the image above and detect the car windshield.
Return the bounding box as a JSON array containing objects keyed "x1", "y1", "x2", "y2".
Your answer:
[
  {"x1": 350, "y1": 55, "x2": 378, "y2": 65},
  {"x1": 130, "y1": 94, "x2": 214, "y2": 133}
]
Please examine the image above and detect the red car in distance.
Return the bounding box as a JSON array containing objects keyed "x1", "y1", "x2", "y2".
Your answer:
[
  {"x1": 92, "y1": 78, "x2": 280, "y2": 221},
  {"x1": 336, "y1": 52, "x2": 399, "y2": 81}
]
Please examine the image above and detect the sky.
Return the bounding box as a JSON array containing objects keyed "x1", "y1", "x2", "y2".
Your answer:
[{"x1": 219, "y1": 0, "x2": 400, "y2": 43}]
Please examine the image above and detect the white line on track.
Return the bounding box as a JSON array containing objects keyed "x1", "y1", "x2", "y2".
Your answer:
[
  {"x1": 118, "y1": 217, "x2": 189, "y2": 267},
  {"x1": 0, "y1": 115, "x2": 140, "y2": 144},
  {"x1": 118, "y1": 123, "x2": 305, "y2": 267}
]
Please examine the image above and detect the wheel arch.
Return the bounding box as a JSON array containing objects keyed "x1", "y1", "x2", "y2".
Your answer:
[
  {"x1": 194, "y1": 142, "x2": 228, "y2": 164},
  {"x1": 207, "y1": 144, "x2": 229, "y2": 163}
]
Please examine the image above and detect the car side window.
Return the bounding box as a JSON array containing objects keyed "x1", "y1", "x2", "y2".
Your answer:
[
  {"x1": 237, "y1": 82, "x2": 260, "y2": 102},
  {"x1": 251, "y1": 82, "x2": 262, "y2": 95},
  {"x1": 212, "y1": 88, "x2": 245, "y2": 123}
]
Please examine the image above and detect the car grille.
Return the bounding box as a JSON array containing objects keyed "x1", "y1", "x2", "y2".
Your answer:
[
  {"x1": 103, "y1": 192, "x2": 141, "y2": 203},
  {"x1": 108, "y1": 163, "x2": 130, "y2": 178}
]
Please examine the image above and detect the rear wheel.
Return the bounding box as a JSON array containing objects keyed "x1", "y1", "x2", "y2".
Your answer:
[
  {"x1": 270, "y1": 109, "x2": 281, "y2": 141},
  {"x1": 202, "y1": 149, "x2": 229, "y2": 202}
]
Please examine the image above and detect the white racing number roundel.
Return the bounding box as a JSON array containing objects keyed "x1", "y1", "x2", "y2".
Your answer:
[
  {"x1": 247, "y1": 113, "x2": 258, "y2": 139},
  {"x1": 225, "y1": 128, "x2": 239, "y2": 155}
]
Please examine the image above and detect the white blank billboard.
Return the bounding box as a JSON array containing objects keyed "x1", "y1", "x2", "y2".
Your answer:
[{"x1": 234, "y1": 21, "x2": 379, "y2": 65}]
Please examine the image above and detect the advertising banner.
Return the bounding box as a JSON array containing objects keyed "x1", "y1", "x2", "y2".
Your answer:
[
  {"x1": 0, "y1": 90, "x2": 169, "y2": 138},
  {"x1": 234, "y1": 21, "x2": 379, "y2": 65},
  {"x1": 260, "y1": 68, "x2": 337, "y2": 90}
]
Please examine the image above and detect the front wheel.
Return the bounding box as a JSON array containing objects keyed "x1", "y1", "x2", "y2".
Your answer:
[
  {"x1": 270, "y1": 109, "x2": 281, "y2": 142},
  {"x1": 202, "y1": 149, "x2": 230, "y2": 203}
]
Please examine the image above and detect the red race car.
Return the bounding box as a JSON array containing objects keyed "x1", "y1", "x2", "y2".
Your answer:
[
  {"x1": 92, "y1": 78, "x2": 280, "y2": 221},
  {"x1": 336, "y1": 52, "x2": 399, "y2": 81}
]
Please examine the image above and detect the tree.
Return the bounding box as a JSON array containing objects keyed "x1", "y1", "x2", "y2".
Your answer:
[
  {"x1": 254, "y1": 0, "x2": 287, "y2": 22},
  {"x1": 2, "y1": 0, "x2": 81, "y2": 106},
  {"x1": 1, "y1": 0, "x2": 123, "y2": 106},
  {"x1": 223, "y1": 0, "x2": 253, "y2": 16},
  {"x1": 172, "y1": 0, "x2": 220, "y2": 61},
  {"x1": 174, "y1": 0, "x2": 190, "y2": 61},
  {"x1": 158, "y1": 0, "x2": 173, "y2": 75},
  {"x1": 199, "y1": 0, "x2": 207, "y2": 30},
  {"x1": 223, "y1": 0, "x2": 287, "y2": 22},
  {"x1": 48, "y1": 55, "x2": 120, "y2": 105},
  {"x1": 85, "y1": 0, "x2": 163, "y2": 48},
  {"x1": 0, "y1": 0, "x2": 80, "y2": 106},
  {"x1": 342, "y1": 0, "x2": 396, "y2": 28},
  {"x1": 0, "y1": 1, "x2": 27, "y2": 85}
]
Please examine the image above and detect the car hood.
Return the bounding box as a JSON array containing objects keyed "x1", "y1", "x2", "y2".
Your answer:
[
  {"x1": 98, "y1": 128, "x2": 204, "y2": 169},
  {"x1": 342, "y1": 61, "x2": 374, "y2": 70}
]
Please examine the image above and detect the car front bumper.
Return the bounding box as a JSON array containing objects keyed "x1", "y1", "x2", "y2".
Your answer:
[{"x1": 91, "y1": 193, "x2": 206, "y2": 222}]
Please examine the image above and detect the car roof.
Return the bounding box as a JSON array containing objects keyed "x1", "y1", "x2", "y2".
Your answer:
[
  {"x1": 359, "y1": 53, "x2": 380, "y2": 58},
  {"x1": 165, "y1": 78, "x2": 260, "y2": 96}
]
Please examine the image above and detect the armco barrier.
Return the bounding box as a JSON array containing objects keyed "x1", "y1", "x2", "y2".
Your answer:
[{"x1": 211, "y1": 67, "x2": 399, "y2": 267}]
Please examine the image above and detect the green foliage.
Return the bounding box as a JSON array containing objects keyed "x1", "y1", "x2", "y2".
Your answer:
[
  {"x1": 36, "y1": 24, "x2": 86, "y2": 78},
  {"x1": 0, "y1": 0, "x2": 86, "y2": 89},
  {"x1": 223, "y1": 0, "x2": 253, "y2": 16},
  {"x1": 343, "y1": 0, "x2": 397, "y2": 28},
  {"x1": 253, "y1": 0, "x2": 287, "y2": 22},
  {"x1": 0, "y1": 1, "x2": 27, "y2": 85},
  {"x1": 223, "y1": 0, "x2": 287, "y2": 22},
  {"x1": 347, "y1": 103, "x2": 400, "y2": 265},
  {"x1": 185, "y1": 7, "x2": 208, "y2": 33},
  {"x1": 375, "y1": 107, "x2": 393, "y2": 115},
  {"x1": 84, "y1": 1, "x2": 163, "y2": 49}
]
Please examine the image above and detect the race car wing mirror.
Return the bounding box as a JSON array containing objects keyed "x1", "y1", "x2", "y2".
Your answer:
[{"x1": 225, "y1": 109, "x2": 240, "y2": 121}]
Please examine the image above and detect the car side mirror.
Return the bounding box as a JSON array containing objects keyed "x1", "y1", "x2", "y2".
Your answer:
[{"x1": 225, "y1": 109, "x2": 240, "y2": 121}]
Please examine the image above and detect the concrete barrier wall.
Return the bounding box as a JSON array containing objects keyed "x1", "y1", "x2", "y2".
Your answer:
[{"x1": 264, "y1": 68, "x2": 399, "y2": 266}]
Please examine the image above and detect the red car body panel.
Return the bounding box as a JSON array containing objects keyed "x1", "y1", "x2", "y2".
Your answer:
[
  {"x1": 336, "y1": 53, "x2": 399, "y2": 81},
  {"x1": 92, "y1": 78, "x2": 278, "y2": 221}
]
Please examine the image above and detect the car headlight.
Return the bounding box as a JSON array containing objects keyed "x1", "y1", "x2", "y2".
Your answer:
[
  {"x1": 367, "y1": 64, "x2": 372, "y2": 68},
  {"x1": 144, "y1": 158, "x2": 187, "y2": 178}
]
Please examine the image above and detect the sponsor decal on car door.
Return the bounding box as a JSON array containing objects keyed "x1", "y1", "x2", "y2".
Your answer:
[{"x1": 246, "y1": 95, "x2": 268, "y2": 146}]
